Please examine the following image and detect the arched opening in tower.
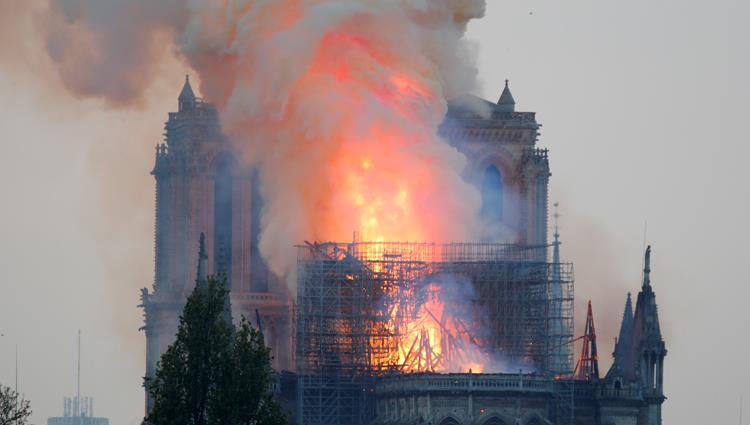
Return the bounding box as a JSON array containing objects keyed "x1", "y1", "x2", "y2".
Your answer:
[
  {"x1": 213, "y1": 156, "x2": 234, "y2": 284},
  {"x1": 250, "y1": 168, "x2": 270, "y2": 292},
  {"x1": 480, "y1": 165, "x2": 503, "y2": 223}
]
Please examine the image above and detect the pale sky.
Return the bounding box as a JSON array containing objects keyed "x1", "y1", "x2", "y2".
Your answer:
[{"x1": 1, "y1": 1, "x2": 748, "y2": 425}]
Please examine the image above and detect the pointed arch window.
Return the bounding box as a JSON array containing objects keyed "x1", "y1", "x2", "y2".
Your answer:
[
  {"x1": 214, "y1": 156, "x2": 234, "y2": 283},
  {"x1": 481, "y1": 165, "x2": 504, "y2": 222},
  {"x1": 250, "y1": 168, "x2": 270, "y2": 292}
]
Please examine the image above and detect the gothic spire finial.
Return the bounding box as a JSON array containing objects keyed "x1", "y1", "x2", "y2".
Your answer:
[
  {"x1": 179, "y1": 74, "x2": 196, "y2": 101},
  {"x1": 622, "y1": 292, "x2": 633, "y2": 328},
  {"x1": 497, "y1": 78, "x2": 516, "y2": 112},
  {"x1": 612, "y1": 292, "x2": 634, "y2": 369},
  {"x1": 643, "y1": 245, "x2": 651, "y2": 289}
]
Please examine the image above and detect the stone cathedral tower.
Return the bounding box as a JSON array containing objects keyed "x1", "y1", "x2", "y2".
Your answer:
[
  {"x1": 140, "y1": 77, "x2": 292, "y2": 412},
  {"x1": 441, "y1": 80, "x2": 550, "y2": 248}
]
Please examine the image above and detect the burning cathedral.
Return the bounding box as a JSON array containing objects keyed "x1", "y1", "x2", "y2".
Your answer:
[{"x1": 140, "y1": 77, "x2": 667, "y2": 425}]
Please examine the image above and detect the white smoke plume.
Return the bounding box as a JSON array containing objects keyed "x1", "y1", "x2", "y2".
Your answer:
[{"x1": 44, "y1": 0, "x2": 488, "y2": 285}]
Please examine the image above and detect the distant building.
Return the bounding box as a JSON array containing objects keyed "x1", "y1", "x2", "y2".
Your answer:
[{"x1": 47, "y1": 397, "x2": 109, "y2": 425}]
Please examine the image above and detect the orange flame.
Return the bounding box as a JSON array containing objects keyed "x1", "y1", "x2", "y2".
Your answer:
[
  {"x1": 385, "y1": 282, "x2": 492, "y2": 373},
  {"x1": 181, "y1": 1, "x2": 484, "y2": 279}
]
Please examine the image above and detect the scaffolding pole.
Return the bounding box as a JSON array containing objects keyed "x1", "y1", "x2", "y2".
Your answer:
[{"x1": 295, "y1": 241, "x2": 574, "y2": 425}]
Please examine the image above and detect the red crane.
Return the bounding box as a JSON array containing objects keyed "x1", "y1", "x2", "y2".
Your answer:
[{"x1": 573, "y1": 300, "x2": 599, "y2": 381}]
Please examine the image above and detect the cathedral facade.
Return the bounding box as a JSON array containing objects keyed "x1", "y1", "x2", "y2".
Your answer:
[{"x1": 139, "y1": 77, "x2": 666, "y2": 424}]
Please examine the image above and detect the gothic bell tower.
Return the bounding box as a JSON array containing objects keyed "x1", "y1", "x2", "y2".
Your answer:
[
  {"x1": 440, "y1": 80, "x2": 550, "y2": 250},
  {"x1": 140, "y1": 76, "x2": 292, "y2": 413}
]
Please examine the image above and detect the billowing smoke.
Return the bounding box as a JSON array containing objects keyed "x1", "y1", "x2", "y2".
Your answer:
[
  {"x1": 41, "y1": 0, "x2": 188, "y2": 106},
  {"x1": 44, "y1": 0, "x2": 487, "y2": 283}
]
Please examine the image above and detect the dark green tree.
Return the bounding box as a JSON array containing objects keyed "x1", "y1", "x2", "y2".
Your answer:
[
  {"x1": 0, "y1": 385, "x2": 32, "y2": 425},
  {"x1": 147, "y1": 276, "x2": 285, "y2": 425}
]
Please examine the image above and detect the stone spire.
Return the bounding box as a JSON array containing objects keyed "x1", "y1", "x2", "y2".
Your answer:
[
  {"x1": 195, "y1": 232, "x2": 208, "y2": 288},
  {"x1": 178, "y1": 74, "x2": 196, "y2": 111},
  {"x1": 631, "y1": 244, "x2": 666, "y2": 401},
  {"x1": 613, "y1": 293, "x2": 634, "y2": 361},
  {"x1": 548, "y1": 202, "x2": 570, "y2": 374},
  {"x1": 496, "y1": 79, "x2": 516, "y2": 112},
  {"x1": 605, "y1": 292, "x2": 635, "y2": 381},
  {"x1": 635, "y1": 246, "x2": 661, "y2": 339}
]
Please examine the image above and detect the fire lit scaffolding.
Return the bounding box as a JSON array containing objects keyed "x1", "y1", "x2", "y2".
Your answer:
[{"x1": 295, "y1": 241, "x2": 574, "y2": 425}]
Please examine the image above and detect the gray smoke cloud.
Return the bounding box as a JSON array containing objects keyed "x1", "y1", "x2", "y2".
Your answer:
[
  {"x1": 42, "y1": 0, "x2": 187, "y2": 105},
  {"x1": 43, "y1": 0, "x2": 489, "y2": 288}
]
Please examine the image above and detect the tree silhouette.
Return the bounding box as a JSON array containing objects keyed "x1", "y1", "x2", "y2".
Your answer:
[
  {"x1": 147, "y1": 276, "x2": 285, "y2": 425},
  {"x1": 0, "y1": 385, "x2": 32, "y2": 425}
]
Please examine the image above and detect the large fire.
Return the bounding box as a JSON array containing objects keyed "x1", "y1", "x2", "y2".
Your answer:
[
  {"x1": 397, "y1": 283, "x2": 488, "y2": 373},
  {"x1": 384, "y1": 280, "x2": 493, "y2": 373},
  {"x1": 182, "y1": 1, "x2": 487, "y2": 282},
  {"x1": 43, "y1": 0, "x2": 489, "y2": 283}
]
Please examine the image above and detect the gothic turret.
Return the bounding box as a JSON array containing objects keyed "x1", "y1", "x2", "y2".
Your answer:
[
  {"x1": 603, "y1": 246, "x2": 667, "y2": 424},
  {"x1": 496, "y1": 79, "x2": 516, "y2": 112},
  {"x1": 631, "y1": 246, "x2": 666, "y2": 393},
  {"x1": 605, "y1": 293, "x2": 634, "y2": 381},
  {"x1": 615, "y1": 293, "x2": 633, "y2": 360},
  {"x1": 178, "y1": 74, "x2": 196, "y2": 111}
]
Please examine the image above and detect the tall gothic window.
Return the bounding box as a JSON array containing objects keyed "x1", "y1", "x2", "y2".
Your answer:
[
  {"x1": 250, "y1": 168, "x2": 269, "y2": 292},
  {"x1": 480, "y1": 165, "x2": 504, "y2": 222},
  {"x1": 214, "y1": 156, "x2": 234, "y2": 283}
]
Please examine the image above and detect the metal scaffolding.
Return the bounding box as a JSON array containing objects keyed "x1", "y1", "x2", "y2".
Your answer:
[{"x1": 295, "y1": 241, "x2": 574, "y2": 425}]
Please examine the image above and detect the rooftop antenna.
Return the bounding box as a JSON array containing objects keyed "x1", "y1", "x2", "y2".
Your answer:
[
  {"x1": 15, "y1": 344, "x2": 18, "y2": 425},
  {"x1": 641, "y1": 219, "x2": 648, "y2": 281},
  {"x1": 76, "y1": 330, "x2": 81, "y2": 417}
]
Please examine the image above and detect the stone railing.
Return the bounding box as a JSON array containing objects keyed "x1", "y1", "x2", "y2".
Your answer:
[
  {"x1": 231, "y1": 292, "x2": 287, "y2": 304},
  {"x1": 597, "y1": 386, "x2": 643, "y2": 400},
  {"x1": 376, "y1": 373, "x2": 554, "y2": 395}
]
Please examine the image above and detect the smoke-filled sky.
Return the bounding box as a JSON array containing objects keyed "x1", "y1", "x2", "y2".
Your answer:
[{"x1": 0, "y1": 1, "x2": 748, "y2": 425}]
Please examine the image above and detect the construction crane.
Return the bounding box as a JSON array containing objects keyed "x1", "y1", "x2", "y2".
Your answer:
[{"x1": 573, "y1": 300, "x2": 599, "y2": 381}]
